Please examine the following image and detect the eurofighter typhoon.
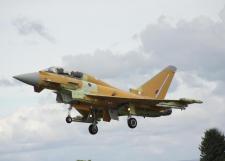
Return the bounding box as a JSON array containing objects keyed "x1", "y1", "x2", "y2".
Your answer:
[{"x1": 13, "y1": 66, "x2": 202, "y2": 135}]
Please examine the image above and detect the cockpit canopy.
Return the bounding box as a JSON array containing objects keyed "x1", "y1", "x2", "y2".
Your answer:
[
  {"x1": 44, "y1": 67, "x2": 83, "y2": 79},
  {"x1": 46, "y1": 67, "x2": 65, "y2": 74}
]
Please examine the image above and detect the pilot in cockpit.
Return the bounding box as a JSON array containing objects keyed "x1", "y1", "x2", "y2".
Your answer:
[{"x1": 45, "y1": 67, "x2": 83, "y2": 79}]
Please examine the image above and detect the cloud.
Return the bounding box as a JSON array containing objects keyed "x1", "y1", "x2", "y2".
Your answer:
[
  {"x1": 62, "y1": 49, "x2": 155, "y2": 79},
  {"x1": 219, "y1": 5, "x2": 225, "y2": 21},
  {"x1": 63, "y1": 16, "x2": 225, "y2": 81},
  {"x1": 62, "y1": 7, "x2": 225, "y2": 94},
  {"x1": 13, "y1": 17, "x2": 55, "y2": 43},
  {"x1": 0, "y1": 78, "x2": 21, "y2": 87},
  {"x1": 139, "y1": 14, "x2": 225, "y2": 82},
  {"x1": 0, "y1": 104, "x2": 79, "y2": 154}
]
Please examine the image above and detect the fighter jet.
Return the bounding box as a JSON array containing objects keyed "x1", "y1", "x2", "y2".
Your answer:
[{"x1": 13, "y1": 65, "x2": 202, "y2": 135}]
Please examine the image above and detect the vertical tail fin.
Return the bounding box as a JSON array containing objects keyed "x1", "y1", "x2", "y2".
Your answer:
[{"x1": 131, "y1": 65, "x2": 176, "y2": 99}]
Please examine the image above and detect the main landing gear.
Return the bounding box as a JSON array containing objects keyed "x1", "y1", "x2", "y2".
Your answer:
[
  {"x1": 66, "y1": 115, "x2": 73, "y2": 123},
  {"x1": 127, "y1": 117, "x2": 137, "y2": 129},
  {"x1": 65, "y1": 105, "x2": 73, "y2": 123},
  {"x1": 88, "y1": 108, "x2": 98, "y2": 135},
  {"x1": 65, "y1": 105, "x2": 137, "y2": 134}
]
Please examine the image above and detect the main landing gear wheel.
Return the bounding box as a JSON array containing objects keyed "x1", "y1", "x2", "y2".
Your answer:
[
  {"x1": 89, "y1": 124, "x2": 98, "y2": 135},
  {"x1": 127, "y1": 117, "x2": 137, "y2": 129},
  {"x1": 66, "y1": 116, "x2": 72, "y2": 123},
  {"x1": 66, "y1": 105, "x2": 73, "y2": 124}
]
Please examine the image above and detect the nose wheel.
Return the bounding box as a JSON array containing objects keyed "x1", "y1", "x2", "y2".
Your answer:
[
  {"x1": 66, "y1": 116, "x2": 73, "y2": 123},
  {"x1": 65, "y1": 106, "x2": 99, "y2": 135},
  {"x1": 127, "y1": 117, "x2": 137, "y2": 129},
  {"x1": 88, "y1": 124, "x2": 98, "y2": 135}
]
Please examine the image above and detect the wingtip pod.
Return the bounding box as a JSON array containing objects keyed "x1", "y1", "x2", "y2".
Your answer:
[
  {"x1": 195, "y1": 100, "x2": 203, "y2": 104},
  {"x1": 179, "y1": 98, "x2": 203, "y2": 104}
]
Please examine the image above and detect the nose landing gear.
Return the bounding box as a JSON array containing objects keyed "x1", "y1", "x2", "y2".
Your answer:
[
  {"x1": 89, "y1": 124, "x2": 98, "y2": 135},
  {"x1": 127, "y1": 117, "x2": 137, "y2": 129}
]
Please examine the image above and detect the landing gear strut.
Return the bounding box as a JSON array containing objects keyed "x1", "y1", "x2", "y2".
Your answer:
[
  {"x1": 127, "y1": 117, "x2": 137, "y2": 129},
  {"x1": 65, "y1": 105, "x2": 99, "y2": 135},
  {"x1": 66, "y1": 105, "x2": 73, "y2": 124},
  {"x1": 88, "y1": 108, "x2": 98, "y2": 135}
]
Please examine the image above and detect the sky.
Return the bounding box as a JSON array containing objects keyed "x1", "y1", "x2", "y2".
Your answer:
[{"x1": 0, "y1": 0, "x2": 225, "y2": 161}]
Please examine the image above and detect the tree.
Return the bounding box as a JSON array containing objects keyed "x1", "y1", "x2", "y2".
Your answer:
[{"x1": 199, "y1": 128, "x2": 225, "y2": 161}]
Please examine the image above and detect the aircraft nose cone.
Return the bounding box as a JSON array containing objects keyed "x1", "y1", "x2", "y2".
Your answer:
[{"x1": 13, "y1": 72, "x2": 40, "y2": 86}]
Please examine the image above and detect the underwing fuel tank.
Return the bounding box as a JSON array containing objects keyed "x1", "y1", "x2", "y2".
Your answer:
[
  {"x1": 129, "y1": 108, "x2": 172, "y2": 117},
  {"x1": 160, "y1": 109, "x2": 172, "y2": 116},
  {"x1": 179, "y1": 98, "x2": 203, "y2": 104}
]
